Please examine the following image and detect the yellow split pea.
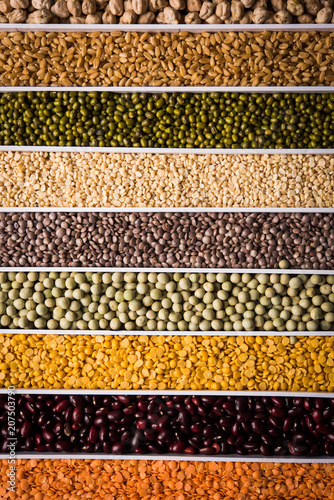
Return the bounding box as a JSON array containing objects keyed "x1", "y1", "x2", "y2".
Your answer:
[{"x1": 1, "y1": 334, "x2": 334, "y2": 392}]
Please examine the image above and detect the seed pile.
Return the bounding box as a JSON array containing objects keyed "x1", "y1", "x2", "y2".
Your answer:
[
  {"x1": 1, "y1": 271, "x2": 334, "y2": 332},
  {"x1": 1, "y1": 91, "x2": 334, "y2": 148},
  {"x1": 3, "y1": 394, "x2": 334, "y2": 456},
  {"x1": 1, "y1": 152, "x2": 333, "y2": 208},
  {"x1": 1, "y1": 211, "x2": 334, "y2": 270},
  {"x1": 1, "y1": 31, "x2": 334, "y2": 87},
  {"x1": 1, "y1": 460, "x2": 334, "y2": 500},
  {"x1": 2, "y1": 334, "x2": 334, "y2": 392}
]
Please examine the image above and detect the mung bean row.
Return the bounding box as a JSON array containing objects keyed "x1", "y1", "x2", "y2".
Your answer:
[
  {"x1": 1, "y1": 152, "x2": 333, "y2": 208},
  {"x1": 2, "y1": 334, "x2": 334, "y2": 392},
  {"x1": 1, "y1": 31, "x2": 334, "y2": 88},
  {"x1": 1, "y1": 212, "x2": 333, "y2": 270},
  {"x1": 1, "y1": 91, "x2": 334, "y2": 148},
  {"x1": 2, "y1": 460, "x2": 333, "y2": 500},
  {"x1": 1, "y1": 272, "x2": 334, "y2": 332}
]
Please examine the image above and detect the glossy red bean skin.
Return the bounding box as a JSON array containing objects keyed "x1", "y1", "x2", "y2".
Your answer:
[
  {"x1": 20, "y1": 422, "x2": 33, "y2": 437},
  {"x1": 55, "y1": 440, "x2": 72, "y2": 452},
  {"x1": 54, "y1": 400, "x2": 71, "y2": 413}
]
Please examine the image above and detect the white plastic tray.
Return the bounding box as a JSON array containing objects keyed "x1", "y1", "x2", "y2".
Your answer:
[
  {"x1": 0, "y1": 207, "x2": 334, "y2": 213},
  {"x1": 0, "y1": 23, "x2": 333, "y2": 33},
  {"x1": 0, "y1": 453, "x2": 331, "y2": 463}
]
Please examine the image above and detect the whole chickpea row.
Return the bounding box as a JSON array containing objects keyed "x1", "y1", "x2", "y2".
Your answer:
[
  {"x1": 1, "y1": 271, "x2": 334, "y2": 332},
  {"x1": 0, "y1": 0, "x2": 334, "y2": 24},
  {"x1": 1, "y1": 460, "x2": 334, "y2": 500},
  {"x1": 1, "y1": 212, "x2": 333, "y2": 270},
  {"x1": 2, "y1": 334, "x2": 334, "y2": 392}
]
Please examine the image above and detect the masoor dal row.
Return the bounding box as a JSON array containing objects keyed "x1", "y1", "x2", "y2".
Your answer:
[
  {"x1": 2, "y1": 334, "x2": 334, "y2": 392},
  {"x1": 1, "y1": 460, "x2": 334, "y2": 500},
  {"x1": 0, "y1": 153, "x2": 333, "y2": 208},
  {"x1": 0, "y1": 31, "x2": 334, "y2": 87}
]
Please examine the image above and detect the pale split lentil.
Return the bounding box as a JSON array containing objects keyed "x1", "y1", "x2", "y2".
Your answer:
[
  {"x1": 0, "y1": 31, "x2": 334, "y2": 87},
  {"x1": 2, "y1": 334, "x2": 334, "y2": 392},
  {"x1": 0, "y1": 153, "x2": 333, "y2": 208}
]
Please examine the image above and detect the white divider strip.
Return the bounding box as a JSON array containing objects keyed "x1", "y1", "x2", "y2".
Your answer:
[
  {"x1": 2, "y1": 86, "x2": 334, "y2": 93},
  {"x1": 0, "y1": 207, "x2": 334, "y2": 213},
  {"x1": 0, "y1": 388, "x2": 330, "y2": 397},
  {"x1": 1, "y1": 146, "x2": 333, "y2": 154},
  {"x1": 0, "y1": 453, "x2": 332, "y2": 463},
  {"x1": 1, "y1": 267, "x2": 334, "y2": 273},
  {"x1": 1, "y1": 330, "x2": 333, "y2": 336},
  {"x1": 0, "y1": 23, "x2": 333, "y2": 33}
]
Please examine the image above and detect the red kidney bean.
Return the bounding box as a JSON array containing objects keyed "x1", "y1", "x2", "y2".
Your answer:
[
  {"x1": 251, "y1": 420, "x2": 265, "y2": 434},
  {"x1": 53, "y1": 400, "x2": 71, "y2": 413},
  {"x1": 169, "y1": 441, "x2": 186, "y2": 453},
  {"x1": 236, "y1": 412, "x2": 251, "y2": 423},
  {"x1": 315, "y1": 398, "x2": 325, "y2": 410},
  {"x1": 95, "y1": 407, "x2": 109, "y2": 416},
  {"x1": 79, "y1": 425, "x2": 89, "y2": 440},
  {"x1": 136, "y1": 419, "x2": 147, "y2": 430},
  {"x1": 35, "y1": 445, "x2": 46, "y2": 451},
  {"x1": 1, "y1": 439, "x2": 9, "y2": 453},
  {"x1": 25, "y1": 401, "x2": 37, "y2": 414},
  {"x1": 325, "y1": 442, "x2": 334, "y2": 456},
  {"x1": 304, "y1": 399, "x2": 311, "y2": 411},
  {"x1": 88, "y1": 426, "x2": 99, "y2": 444},
  {"x1": 64, "y1": 406, "x2": 73, "y2": 422},
  {"x1": 111, "y1": 442, "x2": 125, "y2": 454},
  {"x1": 268, "y1": 416, "x2": 281, "y2": 428},
  {"x1": 107, "y1": 410, "x2": 123, "y2": 422},
  {"x1": 117, "y1": 396, "x2": 131, "y2": 404},
  {"x1": 108, "y1": 430, "x2": 120, "y2": 442},
  {"x1": 52, "y1": 422, "x2": 63, "y2": 435},
  {"x1": 103, "y1": 441, "x2": 111, "y2": 453},
  {"x1": 243, "y1": 442, "x2": 259, "y2": 453},
  {"x1": 147, "y1": 443, "x2": 162, "y2": 454},
  {"x1": 1, "y1": 427, "x2": 8, "y2": 438},
  {"x1": 283, "y1": 416, "x2": 293, "y2": 432},
  {"x1": 94, "y1": 416, "x2": 107, "y2": 427},
  {"x1": 312, "y1": 409, "x2": 323, "y2": 423},
  {"x1": 231, "y1": 422, "x2": 239, "y2": 436},
  {"x1": 316, "y1": 423, "x2": 331, "y2": 435},
  {"x1": 72, "y1": 408, "x2": 83, "y2": 424},
  {"x1": 270, "y1": 407, "x2": 286, "y2": 418},
  {"x1": 288, "y1": 406, "x2": 305, "y2": 417},
  {"x1": 64, "y1": 423, "x2": 72, "y2": 437},
  {"x1": 20, "y1": 422, "x2": 33, "y2": 437},
  {"x1": 42, "y1": 430, "x2": 55, "y2": 442},
  {"x1": 259, "y1": 443, "x2": 272, "y2": 456},
  {"x1": 222, "y1": 402, "x2": 236, "y2": 413},
  {"x1": 35, "y1": 434, "x2": 43, "y2": 446},
  {"x1": 81, "y1": 443, "x2": 94, "y2": 452}
]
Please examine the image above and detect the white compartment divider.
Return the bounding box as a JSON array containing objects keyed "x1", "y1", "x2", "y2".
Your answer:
[
  {"x1": 1, "y1": 267, "x2": 334, "y2": 273},
  {"x1": 2, "y1": 86, "x2": 334, "y2": 92},
  {"x1": 1, "y1": 146, "x2": 334, "y2": 154},
  {"x1": 0, "y1": 23, "x2": 333, "y2": 33},
  {"x1": 0, "y1": 388, "x2": 331, "y2": 397},
  {"x1": 0, "y1": 453, "x2": 333, "y2": 463},
  {"x1": 1, "y1": 330, "x2": 333, "y2": 336},
  {"x1": 0, "y1": 207, "x2": 334, "y2": 213}
]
